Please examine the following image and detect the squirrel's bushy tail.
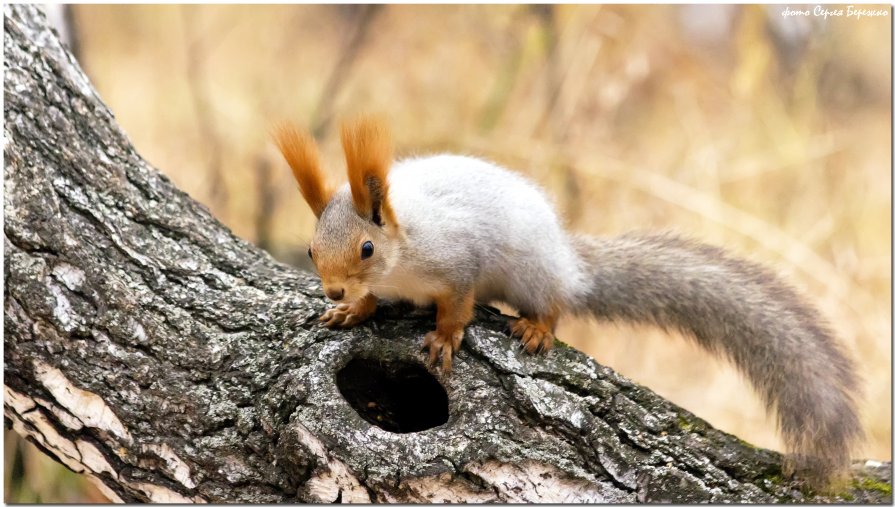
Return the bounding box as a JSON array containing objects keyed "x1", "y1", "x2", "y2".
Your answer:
[{"x1": 571, "y1": 233, "x2": 862, "y2": 483}]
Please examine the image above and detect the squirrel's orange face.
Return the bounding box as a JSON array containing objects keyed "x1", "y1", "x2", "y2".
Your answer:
[
  {"x1": 309, "y1": 194, "x2": 396, "y2": 303},
  {"x1": 274, "y1": 116, "x2": 398, "y2": 304}
]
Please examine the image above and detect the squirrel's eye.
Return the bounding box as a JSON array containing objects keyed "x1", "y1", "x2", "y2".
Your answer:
[
  {"x1": 361, "y1": 241, "x2": 374, "y2": 260},
  {"x1": 307, "y1": 247, "x2": 313, "y2": 260}
]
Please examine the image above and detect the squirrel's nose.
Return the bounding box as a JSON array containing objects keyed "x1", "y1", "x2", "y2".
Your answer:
[{"x1": 325, "y1": 287, "x2": 345, "y2": 301}]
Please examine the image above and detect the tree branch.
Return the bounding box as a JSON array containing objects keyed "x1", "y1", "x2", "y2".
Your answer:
[{"x1": 3, "y1": 5, "x2": 890, "y2": 503}]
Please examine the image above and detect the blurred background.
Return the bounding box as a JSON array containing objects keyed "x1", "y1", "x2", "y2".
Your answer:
[{"x1": 6, "y1": 4, "x2": 891, "y2": 502}]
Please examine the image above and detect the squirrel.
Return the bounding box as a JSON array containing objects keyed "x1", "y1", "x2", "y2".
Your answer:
[{"x1": 273, "y1": 116, "x2": 862, "y2": 485}]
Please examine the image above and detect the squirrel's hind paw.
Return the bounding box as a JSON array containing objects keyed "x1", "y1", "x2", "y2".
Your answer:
[{"x1": 510, "y1": 317, "x2": 555, "y2": 354}]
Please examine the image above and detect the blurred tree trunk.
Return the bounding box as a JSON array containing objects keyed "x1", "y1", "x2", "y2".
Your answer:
[
  {"x1": 310, "y1": 4, "x2": 383, "y2": 138},
  {"x1": 3, "y1": 5, "x2": 891, "y2": 504},
  {"x1": 41, "y1": 4, "x2": 82, "y2": 61}
]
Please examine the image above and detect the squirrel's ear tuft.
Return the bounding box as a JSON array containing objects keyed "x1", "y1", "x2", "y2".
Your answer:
[
  {"x1": 273, "y1": 123, "x2": 333, "y2": 218},
  {"x1": 340, "y1": 115, "x2": 397, "y2": 228}
]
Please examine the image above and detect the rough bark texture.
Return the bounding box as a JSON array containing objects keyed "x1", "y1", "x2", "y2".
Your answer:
[{"x1": 3, "y1": 5, "x2": 892, "y2": 504}]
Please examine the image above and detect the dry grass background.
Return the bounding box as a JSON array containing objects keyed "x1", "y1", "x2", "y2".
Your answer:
[{"x1": 5, "y1": 4, "x2": 891, "y2": 502}]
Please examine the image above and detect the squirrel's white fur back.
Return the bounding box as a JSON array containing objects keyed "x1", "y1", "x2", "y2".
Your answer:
[{"x1": 367, "y1": 154, "x2": 587, "y2": 313}]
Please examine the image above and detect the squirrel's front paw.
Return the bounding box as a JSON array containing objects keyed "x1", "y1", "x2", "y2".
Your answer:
[
  {"x1": 319, "y1": 303, "x2": 370, "y2": 328},
  {"x1": 510, "y1": 317, "x2": 555, "y2": 354},
  {"x1": 422, "y1": 329, "x2": 463, "y2": 372}
]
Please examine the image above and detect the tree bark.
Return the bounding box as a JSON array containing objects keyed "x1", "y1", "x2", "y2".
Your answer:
[{"x1": 3, "y1": 5, "x2": 891, "y2": 503}]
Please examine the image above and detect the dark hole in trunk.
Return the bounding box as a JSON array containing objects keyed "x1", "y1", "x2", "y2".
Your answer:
[{"x1": 336, "y1": 357, "x2": 449, "y2": 433}]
